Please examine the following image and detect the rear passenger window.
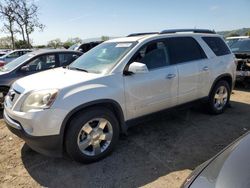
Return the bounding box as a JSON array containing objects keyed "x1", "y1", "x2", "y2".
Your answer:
[
  {"x1": 132, "y1": 41, "x2": 170, "y2": 70},
  {"x1": 59, "y1": 53, "x2": 80, "y2": 66},
  {"x1": 166, "y1": 37, "x2": 207, "y2": 64},
  {"x1": 202, "y1": 37, "x2": 231, "y2": 56}
]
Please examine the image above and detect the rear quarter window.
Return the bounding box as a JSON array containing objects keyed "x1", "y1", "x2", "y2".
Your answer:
[{"x1": 202, "y1": 37, "x2": 231, "y2": 56}]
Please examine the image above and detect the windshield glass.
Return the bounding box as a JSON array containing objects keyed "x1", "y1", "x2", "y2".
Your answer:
[
  {"x1": 230, "y1": 40, "x2": 250, "y2": 53},
  {"x1": 0, "y1": 53, "x2": 34, "y2": 72},
  {"x1": 69, "y1": 42, "x2": 136, "y2": 74}
]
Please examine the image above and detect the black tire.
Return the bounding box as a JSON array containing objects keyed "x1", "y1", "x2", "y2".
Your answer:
[
  {"x1": 207, "y1": 80, "x2": 231, "y2": 114},
  {"x1": 0, "y1": 87, "x2": 9, "y2": 109},
  {"x1": 65, "y1": 107, "x2": 120, "y2": 163}
]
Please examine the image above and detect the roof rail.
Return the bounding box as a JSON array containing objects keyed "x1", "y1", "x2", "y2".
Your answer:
[
  {"x1": 127, "y1": 32, "x2": 159, "y2": 37},
  {"x1": 160, "y1": 29, "x2": 216, "y2": 34}
]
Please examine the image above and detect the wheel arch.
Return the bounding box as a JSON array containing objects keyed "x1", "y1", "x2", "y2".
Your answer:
[
  {"x1": 60, "y1": 99, "x2": 126, "y2": 150},
  {"x1": 209, "y1": 74, "x2": 233, "y2": 96}
]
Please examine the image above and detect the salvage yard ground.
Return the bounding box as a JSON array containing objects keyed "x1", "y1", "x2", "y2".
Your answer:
[{"x1": 1, "y1": 86, "x2": 250, "y2": 188}]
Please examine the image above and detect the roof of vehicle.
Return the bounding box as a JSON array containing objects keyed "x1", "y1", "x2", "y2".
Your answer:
[
  {"x1": 226, "y1": 36, "x2": 250, "y2": 39},
  {"x1": 28, "y1": 49, "x2": 83, "y2": 56},
  {"x1": 107, "y1": 29, "x2": 220, "y2": 43}
]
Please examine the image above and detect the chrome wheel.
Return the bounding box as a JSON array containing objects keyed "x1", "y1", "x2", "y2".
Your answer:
[
  {"x1": 77, "y1": 118, "x2": 113, "y2": 156},
  {"x1": 214, "y1": 86, "x2": 228, "y2": 110}
]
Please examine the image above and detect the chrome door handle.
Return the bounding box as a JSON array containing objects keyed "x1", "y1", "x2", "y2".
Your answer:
[
  {"x1": 166, "y1": 73, "x2": 176, "y2": 79},
  {"x1": 203, "y1": 66, "x2": 209, "y2": 71}
]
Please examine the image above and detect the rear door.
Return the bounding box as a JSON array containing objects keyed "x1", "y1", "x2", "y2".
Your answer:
[{"x1": 166, "y1": 37, "x2": 208, "y2": 104}]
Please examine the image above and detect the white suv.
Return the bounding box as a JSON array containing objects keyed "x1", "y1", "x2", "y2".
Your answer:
[{"x1": 4, "y1": 29, "x2": 236, "y2": 163}]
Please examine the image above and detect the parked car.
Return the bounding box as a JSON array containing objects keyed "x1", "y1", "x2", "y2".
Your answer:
[
  {"x1": 182, "y1": 132, "x2": 250, "y2": 188},
  {"x1": 0, "y1": 49, "x2": 82, "y2": 108},
  {"x1": 4, "y1": 29, "x2": 236, "y2": 163},
  {"x1": 0, "y1": 51, "x2": 7, "y2": 57},
  {"x1": 69, "y1": 41, "x2": 102, "y2": 53},
  {"x1": 226, "y1": 36, "x2": 250, "y2": 47},
  {"x1": 229, "y1": 38, "x2": 250, "y2": 81},
  {"x1": 0, "y1": 49, "x2": 32, "y2": 66}
]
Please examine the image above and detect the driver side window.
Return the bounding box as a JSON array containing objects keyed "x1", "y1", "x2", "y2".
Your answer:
[
  {"x1": 132, "y1": 41, "x2": 170, "y2": 70},
  {"x1": 23, "y1": 54, "x2": 56, "y2": 72}
]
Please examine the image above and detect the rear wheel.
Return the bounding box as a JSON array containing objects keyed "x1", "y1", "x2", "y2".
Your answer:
[
  {"x1": 65, "y1": 107, "x2": 120, "y2": 163},
  {"x1": 208, "y1": 80, "x2": 230, "y2": 114},
  {"x1": 0, "y1": 87, "x2": 9, "y2": 109}
]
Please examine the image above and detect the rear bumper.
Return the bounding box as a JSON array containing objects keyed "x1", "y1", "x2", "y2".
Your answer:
[{"x1": 4, "y1": 109, "x2": 63, "y2": 157}]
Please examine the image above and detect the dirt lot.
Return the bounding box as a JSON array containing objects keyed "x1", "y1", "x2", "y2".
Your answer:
[{"x1": 1, "y1": 86, "x2": 250, "y2": 188}]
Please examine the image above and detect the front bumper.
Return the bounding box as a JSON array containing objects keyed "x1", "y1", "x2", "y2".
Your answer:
[{"x1": 4, "y1": 109, "x2": 63, "y2": 157}]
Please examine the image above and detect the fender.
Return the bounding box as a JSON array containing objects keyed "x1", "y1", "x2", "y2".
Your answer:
[
  {"x1": 209, "y1": 73, "x2": 233, "y2": 96},
  {"x1": 60, "y1": 99, "x2": 127, "y2": 139}
]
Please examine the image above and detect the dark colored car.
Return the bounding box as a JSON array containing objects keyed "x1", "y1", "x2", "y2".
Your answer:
[
  {"x1": 69, "y1": 41, "x2": 102, "y2": 53},
  {"x1": 229, "y1": 39, "x2": 250, "y2": 81},
  {"x1": 0, "y1": 49, "x2": 82, "y2": 107},
  {"x1": 182, "y1": 132, "x2": 250, "y2": 188}
]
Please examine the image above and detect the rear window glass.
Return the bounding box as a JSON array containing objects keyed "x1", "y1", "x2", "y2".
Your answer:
[
  {"x1": 203, "y1": 37, "x2": 231, "y2": 56},
  {"x1": 166, "y1": 37, "x2": 207, "y2": 64}
]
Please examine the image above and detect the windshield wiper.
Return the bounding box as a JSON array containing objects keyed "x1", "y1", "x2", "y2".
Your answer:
[{"x1": 68, "y1": 66, "x2": 88, "y2": 73}]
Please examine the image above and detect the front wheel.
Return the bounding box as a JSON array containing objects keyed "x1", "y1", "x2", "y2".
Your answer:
[
  {"x1": 208, "y1": 80, "x2": 231, "y2": 114},
  {"x1": 65, "y1": 107, "x2": 120, "y2": 163}
]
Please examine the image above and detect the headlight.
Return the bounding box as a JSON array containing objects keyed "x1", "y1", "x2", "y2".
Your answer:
[{"x1": 21, "y1": 89, "x2": 58, "y2": 112}]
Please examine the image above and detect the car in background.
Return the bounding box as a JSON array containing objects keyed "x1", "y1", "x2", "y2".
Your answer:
[
  {"x1": 226, "y1": 36, "x2": 250, "y2": 47},
  {"x1": 0, "y1": 51, "x2": 7, "y2": 57},
  {"x1": 182, "y1": 132, "x2": 250, "y2": 188},
  {"x1": 229, "y1": 39, "x2": 250, "y2": 81},
  {"x1": 69, "y1": 41, "x2": 102, "y2": 53},
  {"x1": 0, "y1": 49, "x2": 82, "y2": 108},
  {"x1": 0, "y1": 49, "x2": 32, "y2": 66}
]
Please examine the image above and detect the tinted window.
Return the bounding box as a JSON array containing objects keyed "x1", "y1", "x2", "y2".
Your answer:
[
  {"x1": 203, "y1": 37, "x2": 231, "y2": 56},
  {"x1": 132, "y1": 41, "x2": 170, "y2": 70},
  {"x1": 23, "y1": 54, "x2": 56, "y2": 72},
  {"x1": 230, "y1": 39, "x2": 250, "y2": 53},
  {"x1": 59, "y1": 53, "x2": 80, "y2": 66},
  {"x1": 166, "y1": 37, "x2": 206, "y2": 64}
]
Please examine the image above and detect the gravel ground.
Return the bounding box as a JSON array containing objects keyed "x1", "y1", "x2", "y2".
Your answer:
[{"x1": 0, "y1": 86, "x2": 250, "y2": 188}]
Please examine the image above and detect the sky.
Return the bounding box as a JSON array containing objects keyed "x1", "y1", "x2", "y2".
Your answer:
[{"x1": 1, "y1": 0, "x2": 250, "y2": 45}]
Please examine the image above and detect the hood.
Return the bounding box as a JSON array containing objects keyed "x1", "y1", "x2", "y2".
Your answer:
[
  {"x1": 13, "y1": 67, "x2": 102, "y2": 93},
  {"x1": 190, "y1": 132, "x2": 250, "y2": 188}
]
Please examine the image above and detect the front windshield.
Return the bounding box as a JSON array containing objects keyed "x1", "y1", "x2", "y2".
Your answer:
[
  {"x1": 230, "y1": 40, "x2": 250, "y2": 53},
  {"x1": 0, "y1": 53, "x2": 34, "y2": 72},
  {"x1": 226, "y1": 39, "x2": 239, "y2": 47},
  {"x1": 69, "y1": 42, "x2": 136, "y2": 74}
]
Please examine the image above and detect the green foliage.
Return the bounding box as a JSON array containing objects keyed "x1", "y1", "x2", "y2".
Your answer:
[
  {"x1": 101, "y1": 36, "x2": 110, "y2": 41},
  {"x1": 226, "y1": 32, "x2": 240, "y2": 37},
  {"x1": 47, "y1": 39, "x2": 63, "y2": 49},
  {"x1": 15, "y1": 40, "x2": 30, "y2": 49},
  {"x1": 0, "y1": 36, "x2": 14, "y2": 49},
  {"x1": 245, "y1": 31, "x2": 250, "y2": 36}
]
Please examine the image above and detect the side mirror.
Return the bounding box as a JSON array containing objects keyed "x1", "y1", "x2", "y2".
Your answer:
[
  {"x1": 127, "y1": 62, "x2": 149, "y2": 74},
  {"x1": 20, "y1": 65, "x2": 29, "y2": 72}
]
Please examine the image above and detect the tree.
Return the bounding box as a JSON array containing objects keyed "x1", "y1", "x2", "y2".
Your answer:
[
  {"x1": 245, "y1": 31, "x2": 250, "y2": 36},
  {"x1": 101, "y1": 36, "x2": 109, "y2": 41},
  {"x1": 47, "y1": 39, "x2": 62, "y2": 49},
  {"x1": 227, "y1": 32, "x2": 239, "y2": 37},
  {"x1": 0, "y1": 36, "x2": 13, "y2": 49},
  {"x1": 15, "y1": 40, "x2": 29, "y2": 49},
  {"x1": 0, "y1": 0, "x2": 17, "y2": 49},
  {"x1": 63, "y1": 37, "x2": 83, "y2": 48}
]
